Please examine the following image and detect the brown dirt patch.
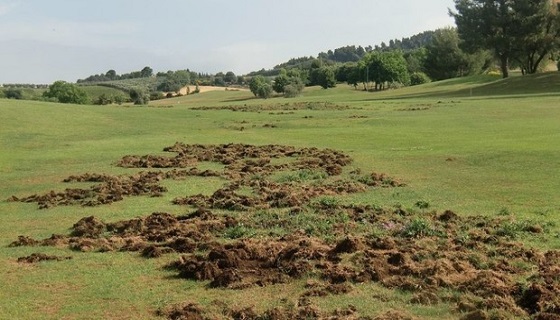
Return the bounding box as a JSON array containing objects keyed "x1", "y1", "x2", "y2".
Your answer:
[
  {"x1": 192, "y1": 101, "x2": 359, "y2": 112},
  {"x1": 17, "y1": 253, "x2": 72, "y2": 263},
  {"x1": 8, "y1": 142, "x2": 560, "y2": 319}
]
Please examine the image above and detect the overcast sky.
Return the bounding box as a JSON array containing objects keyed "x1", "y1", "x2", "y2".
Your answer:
[{"x1": 0, "y1": 0, "x2": 455, "y2": 83}]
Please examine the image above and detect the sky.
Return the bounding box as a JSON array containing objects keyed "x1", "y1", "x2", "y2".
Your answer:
[{"x1": 0, "y1": 0, "x2": 455, "y2": 84}]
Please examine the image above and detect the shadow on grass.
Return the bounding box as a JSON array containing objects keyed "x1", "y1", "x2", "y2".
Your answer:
[{"x1": 359, "y1": 72, "x2": 560, "y2": 101}]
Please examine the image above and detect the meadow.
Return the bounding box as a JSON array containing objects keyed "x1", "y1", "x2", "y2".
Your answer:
[{"x1": 1, "y1": 73, "x2": 559, "y2": 319}]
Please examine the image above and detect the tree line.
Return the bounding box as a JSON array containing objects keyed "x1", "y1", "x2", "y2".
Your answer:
[
  {"x1": 451, "y1": 0, "x2": 560, "y2": 78},
  {"x1": 247, "y1": 0, "x2": 560, "y2": 98}
]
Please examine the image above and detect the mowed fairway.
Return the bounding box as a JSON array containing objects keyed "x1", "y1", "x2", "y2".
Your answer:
[{"x1": 1, "y1": 73, "x2": 560, "y2": 319}]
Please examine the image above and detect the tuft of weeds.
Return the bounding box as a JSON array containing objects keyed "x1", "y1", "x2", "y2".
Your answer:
[
  {"x1": 223, "y1": 224, "x2": 256, "y2": 239},
  {"x1": 399, "y1": 218, "x2": 445, "y2": 238},
  {"x1": 414, "y1": 200, "x2": 430, "y2": 210},
  {"x1": 315, "y1": 196, "x2": 340, "y2": 209},
  {"x1": 497, "y1": 207, "x2": 511, "y2": 216}
]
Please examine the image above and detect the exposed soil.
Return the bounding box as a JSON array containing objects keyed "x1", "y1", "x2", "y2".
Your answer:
[
  {"x1": 8, "y1": 143, "x2": 560, "y2": 319},
  {"x1": 17, "y1": 253, "x2": 72, "y2": 263},
  {"x1": 159, "y1": 301, "x2": 374, "y2": 320},
  {"x1": 192, "y1": 102, "x2": 358, "y2": 112}
]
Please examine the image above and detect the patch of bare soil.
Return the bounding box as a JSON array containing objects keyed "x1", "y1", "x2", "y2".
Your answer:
[
  {"x1": 8, "y1": 143, "x2": 560, "y2": 319},
  {"x1": 17, "y1": 253, "x2": 72, "y2": 263},
  {"x1": 10, "y1": 143, "x2": 375, "y2": 210},
  {"x1": 192, "y1": 101, "x2": 359, "y2": 112},
  {"x1": 159, "y1": 301, "x2": 375, "y2": 320}
]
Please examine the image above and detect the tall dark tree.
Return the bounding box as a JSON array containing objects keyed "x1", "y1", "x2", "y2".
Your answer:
[
  {"x1": 140, "y1": 66, "x2": 153, "y2": 78},
  {"x1": 424, "y1": 28, "x2": 489, "y2": 80},
  {"x1": 316, "y1": 67, "x2": 337, "y2": 89},
  {"x1": 451, "y1": 0, "x2": 560, "y2": 78},
  {"x1": 511, "y1": 0, "x2": 560, "y2": 74},
  {"x1": 224, "y1": 71, "x2": 237, "y2": 84},
  {"x1": 105, "y1": 69, "x2": 117, "y2": 80}
]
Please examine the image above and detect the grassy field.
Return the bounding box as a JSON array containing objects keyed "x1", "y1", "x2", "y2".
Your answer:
[
  {"x1": 1, "y1": 73, "x2": 560, "y2": 319},
  {"x1": 80, "y1": 85, "x2": 128, "y2": 101}
]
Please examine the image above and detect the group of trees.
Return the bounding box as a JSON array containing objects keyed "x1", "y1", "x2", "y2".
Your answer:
[
  {"x1": 77, "y1": 66, "x2": 154, "y2": 83},
  {"x1": 248, "y1": 26, "x2": 487, "y2": 98},
  {"x1": 249, "y1": 70, "x2": 303, "y2": 99},
  {"x1": 43, "y1": 81, "x2": 89, "y2": 104},
  {"x1": 451, "y1": 0, "x2": 560, "y2": 77},
  {"x1": 244, "y1": 0, "x2": 559, "y2": 96},
  {"x1": 8, "y1": 1, "x2": 559, "y2": 104}
]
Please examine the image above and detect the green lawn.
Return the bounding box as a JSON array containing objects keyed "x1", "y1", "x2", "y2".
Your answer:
[{"x1": 1, "y1": 73, "x2": 560, "y2": 319}]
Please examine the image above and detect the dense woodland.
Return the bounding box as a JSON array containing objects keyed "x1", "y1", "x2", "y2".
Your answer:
[{"x1": 2, "y1": 0, "x2": 559, "y2": 103}]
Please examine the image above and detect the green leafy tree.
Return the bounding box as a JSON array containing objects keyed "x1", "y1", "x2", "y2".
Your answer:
[
  {"x1": 249, "y1": 75, "x2": 273, "y2": 98},
  {"x1": 43, "y1": 81, "x2": 89, "y2": 104},
  {"x1": 316, "y1": 67, "x2": 337, "y2": 89},
  {"x1": 511, "y1": 1, "x2": 560, "y2": 74},
  {"x1": 347, "y1": 67, "x2": 363, "y2": 89},
  {"x1": 157, "y1": 70, "x2": 191, "y2": 92},
  {"x1": 224, "y1": 71, "x2": 237, "y2": 84},
  {"x1": 272, "y1": 73, "x2": 290, "y2": 93},
  {"x1": 273, "y1": 69, "x2": 305, "y2": 97},
  {"x1": 105, "y1": 69, "x2": 117, "y2": 80},
  {"x1": 140, "y1": 66, "x2": 153, "y2": 78},
  {"x1": 257, "y1": 83, "x2": 273, "y2": 99},
  {"x1": 404, "y1": 48, "x2": 428, "y2": 73},
  {"x1": 363, "y1": 51, "x2": 410, "y2": 90},
  {"x1": 424, "y1": 28, "x2": 476, "y2": 80},
  {"x1": 451, "y1": 0, "x2": 560, "y2": 77}
]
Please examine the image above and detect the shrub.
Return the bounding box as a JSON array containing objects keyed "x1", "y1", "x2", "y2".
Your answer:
[
  {"x1": 129, "y1": 88, "x2": 150, "y2": 105},
  {"x1": 256, "y1": 83, "x2": 273, "y2": 99},
  {"x1": 284, "y1": 83, "x2": 304, "y2": 98},
  {"x1": 94, "y1": 93, "x2": 112, "y2": 105},
  {"x1": 149, "y1": 91, "x2": 165, "y2": 101},
  {"x1": 410, "y1": 72, "x2": 431, "y2": 86},
  {"x1": 4, "y1": 88, "x2": 23, "y2": 99}
]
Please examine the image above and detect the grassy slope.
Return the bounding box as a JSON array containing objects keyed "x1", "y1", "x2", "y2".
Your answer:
[
  {"x1": 80, "y1": 85, "x2": 128, "y2": 99},
  {"x1": 1, "y1": 72, "x2": 560, "y2": 319}
]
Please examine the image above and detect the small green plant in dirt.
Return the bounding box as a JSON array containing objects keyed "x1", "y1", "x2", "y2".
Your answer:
[
  {"x1": 399, "y1": 218, "x2": 445, "y2": 238},
  {"x1": 497, "y1": 207, "x2": 511, "y2": 216},
  {"x1": 315, "y1": 196, "x2": 340, "y2": 209},
  {"x1": 467, "y1": 253, "x2": 490, "y2": 270},
  {"x1": 494, "y1": 220, "x2": 546, "y2": 239},
  {"x1": 414, "y1": 200, "x2": 430, "y2": 210},
  {"x1": 223, "y1": 224, "x2": 256, "y2": 239}
]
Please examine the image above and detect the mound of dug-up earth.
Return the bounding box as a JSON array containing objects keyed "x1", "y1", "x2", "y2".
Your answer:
[{"x1": 8, "y1": 143, "x2": 560, "y2": 319}]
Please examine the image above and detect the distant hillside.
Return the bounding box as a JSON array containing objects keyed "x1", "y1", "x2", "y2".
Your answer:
[{"x1": 248, "y1": 30, "x2": 435, "y2": 76}]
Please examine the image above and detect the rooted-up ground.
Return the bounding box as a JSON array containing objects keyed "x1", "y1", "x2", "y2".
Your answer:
[{"x1": 9, "y1": 143, "x2": 560, "y2": 319}]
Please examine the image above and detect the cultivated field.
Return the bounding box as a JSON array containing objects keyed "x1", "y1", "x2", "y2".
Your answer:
[{"x1": 1, "y1": 73, "x2": 559, "y2": 319}]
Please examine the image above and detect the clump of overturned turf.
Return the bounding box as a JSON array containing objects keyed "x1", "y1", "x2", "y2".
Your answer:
[{"x1": 10, "y1": 143, "x2": 401, "y2": 210}]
